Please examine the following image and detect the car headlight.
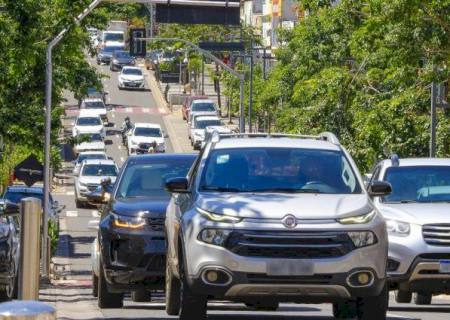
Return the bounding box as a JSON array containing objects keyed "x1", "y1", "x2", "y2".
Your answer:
[
  {"x1": 338, "y1": 210, "x2": 377, "y2": 225},
  {"x1": 199, "y1": 229, "x2": 231, "y2": 246},
  {"x1": 111, "y1": 212, "x2": 146, "y2": 229},
  {"x1": 386, "y1": 219, "x2": 410, "y2": 236},
  {"x1": 196, "y1": 207, "x2": 242, "y2": 224},
  {"x1": 348, "y1": 231, "x2": 377, "y2": 248}
]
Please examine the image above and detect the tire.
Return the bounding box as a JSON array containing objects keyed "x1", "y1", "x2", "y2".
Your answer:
[
  {"x1": 332, "y1": 300, "x2": 358, "y2": 319},
  {"x1": 245, "y1": 301, "x2": 279, "y2": 311},
  {"x1": 165, "y1": 257, "x2": 181, "y2": 316},
  {"x1": 357, "y1": 284, "x2": 388, "y2": 320},
  {"x1": 75, "y1": 198, "x2": 83, "y2": 209},
  {"x1": 92, "y1": 273, "x2": 98, "y2": 298},
  {"x1": 131, "y1": 290, "x2": 151, "y2": 302},
  {"x1": 179, "y1": 252, "x2": 207, "y2": 320},
  {"x1": 98, "y1": 263, "x2": 123, "y2": 309},
  {"x1": 414, "y1": 292, "x2": 432, "y2": 305},
  {"x1": 395, "y1": 289, "x2": 412, "y2": 303},
  {"x1": 0, "y1": 269, "x2": 16, "y2": 302}
]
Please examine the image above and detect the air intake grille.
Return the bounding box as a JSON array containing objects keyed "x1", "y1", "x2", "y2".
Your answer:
[{"x1": 422, "y1": 224, "x2": 450, "y2": 246}]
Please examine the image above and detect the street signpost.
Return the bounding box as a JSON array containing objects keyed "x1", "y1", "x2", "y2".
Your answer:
[
  {"x1": 14, "y1": 155, "x2": 44, "y2": 187},
  {"x1": 129, "y1": 28, "x2": 147, "y2": 57}
]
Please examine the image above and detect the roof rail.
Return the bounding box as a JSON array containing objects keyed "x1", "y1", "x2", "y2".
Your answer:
[{"x1": 206, "y1": 131, "x2": 340, "y2": 145}]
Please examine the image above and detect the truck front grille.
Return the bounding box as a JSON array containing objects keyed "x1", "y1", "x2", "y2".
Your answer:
[
  {"x1": 225, "y1": 231, "x2": 355, "y2": 259},
  {"x1": 422, "y1": 224, "x2": 450, "y2": 246}
]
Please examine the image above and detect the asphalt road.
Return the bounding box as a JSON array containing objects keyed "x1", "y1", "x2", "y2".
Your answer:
[{"x1": 53, "y1": 58, "x2": 450, "y2": 320}]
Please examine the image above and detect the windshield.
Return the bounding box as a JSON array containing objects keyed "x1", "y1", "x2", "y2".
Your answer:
[
  {"x1": 4, "y1": 192, "x2": 44, "y2": 206},
  {"x1": 76, "y1": 154, "x2": 107, "y2": 164},
  {"x1": 200, "y1": 148, "x2": 362, "y2": 194},
  {"x1": 134, "y1": 127, "x2": 161, "y2": 137},
  {"x1": 103, "y1": 46, "x2": 124, "y2": 53},
  {"x1": 122, "y1": 68, "x2": 142, "y2": 76},
  {"x1": 104, "y1": 33, "x2": 123, "y2": 42},
  {"x1": 82, "y1": 164, "x2": 117, "y2": 177},
  {"x1": 78, "y1": 134, "x2": 102, "y2": 142},
  {"x1": 195, "y1": 119, "x2": 222, "y2": 129},
  {"x1": 77, "y1": 117, "x2": 101, "y2": 126},
  {"x1": 83, "y1": 101, "x2": 104, "y2": 109},
  {"x1": 114, "y1": 51, "x2": 131, "y2": 59},
  {"x1": 191, "y1": 103, "x2": 216, "y2": 112},
  {"x1": 116, "y1": 159, "x2": 194, "y2": 199},
  {"x1": 382, "y1": 166, "x2": 450, "y2": 203}
]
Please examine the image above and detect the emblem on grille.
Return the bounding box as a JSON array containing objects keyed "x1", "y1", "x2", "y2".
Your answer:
[{"x1": 282, "y1": 214, "x2": 297, "y2": 229}]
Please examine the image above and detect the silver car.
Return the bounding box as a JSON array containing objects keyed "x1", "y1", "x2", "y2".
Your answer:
[
  {"x1": 164, "y1": 132, "x2": 391, "y2": 320},
  {"x1": 371, "y1": 156, "x2": 450, "y2": 305}
]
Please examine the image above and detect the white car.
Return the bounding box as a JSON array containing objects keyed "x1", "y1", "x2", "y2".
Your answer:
[
  {"x1": 188, "y1": 99, "x2": 218, "y2": 124},
  {"x1": 118, "y1": 67, "x2": 145, "y2": 90},
  {"x1": 81, "y1": 98, "x2": 108, "y2": 123},
  {"x1": 73, "y1": 110, "x2": 105, "y2": 138},
  {"x1": 189, "y1": 116, "x2": 224, "y2": 150},
  {"x1": 74, "y1": 159, "x2": 118, "y2": 208},
  {"x1": 74, "y1": 133, "x2": 106, "y2": 154},
  {"x1": 73, "y1": 151, "x2": 108, "y2": 176},
  {"x1": 127, "y1": 123, "x2": 166, "y2": 155},
  {"x1": 100, "y1": 30, "x2": 125, "y2": 48}
]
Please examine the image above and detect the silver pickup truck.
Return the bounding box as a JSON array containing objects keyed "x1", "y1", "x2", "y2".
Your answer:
[{"x1": 371, "y1": 156, "x2": 450, "y2": 305}]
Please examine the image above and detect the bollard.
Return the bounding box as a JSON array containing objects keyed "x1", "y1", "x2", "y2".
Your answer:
[
  {"x1": 0, "y1": 301, "x2": 55, "y2": 320},
  {"x1": 19, "y1": 198, "x2": 42, "y2": 300}
]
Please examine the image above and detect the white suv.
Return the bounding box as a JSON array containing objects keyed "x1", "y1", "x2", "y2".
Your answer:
[
  {"x1": 73, "y1": 110, "x2": 105, "y2": 138},
  {"x1": 165, "y1": 132, "x2": 391, "y2": 320},
  {"x1": 371, "y1": 156, "x2": 450, "y2": 305},
  {"x1": 126, "y1": 123, "x2": 166, "y2": 155},
  {"x1": 81, "y1": 98, "x2": 108, "y2": 124}
]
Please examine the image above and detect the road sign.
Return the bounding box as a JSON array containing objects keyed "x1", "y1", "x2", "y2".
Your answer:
[
  {"x1": 155, "y1": 4, "x2": 240, "y2": 25},
  {"x1": 14, "y1": 155, "x2": 44, "y2": 187},
  {"x1": 130, "y1": 28, "x2": 147, "y2": 57},
  {"x1": 198, "y1": 42, "x2": 245, "y2": 52}
]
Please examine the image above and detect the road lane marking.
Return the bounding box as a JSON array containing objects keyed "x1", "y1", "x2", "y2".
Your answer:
[
  {"x1": 120, "y1": 157, "x2": 125, "y2": 163},
  {"x1": 91, "y1": 210, "x2": 100, "y2": 217},
  {"x1": 125, "y1": 107, "x2": 132, "y2": 113},
  {"x1": 142, "y1": 108, "x2": 150, "y2": 113},
  {"x1": 66, "y1": 191, "x2": 74, "y2": 196},
  {"x1": 111, "y1": 113, "x2": 115, "y2": 118},
  {"x1": 115, "y1": 134, "x2": 120, "y2": 139},
  {"x1": 66, "y1": 211, "x2": 78, "y2": 217},
  {"x1": 118, "y1": 145, "x2": 122, "y2": 150}
]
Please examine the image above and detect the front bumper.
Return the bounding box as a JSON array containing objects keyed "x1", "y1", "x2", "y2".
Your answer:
[
  {"x1": 119, "y1": 80, "x2": 145, "y2": 89},
  {"x1": 387, "y1": 224, "x2": 450, "y2": 293},
  {"x1": 99, "y1": 215, "x2": 165, "y2": 291},
  {"x1": 181, "y1": 212, "x2": 387, "y2": 302}
]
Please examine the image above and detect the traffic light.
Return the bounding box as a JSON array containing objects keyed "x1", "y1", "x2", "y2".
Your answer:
[{"x1": 130, "y1": 28, "x2": 146, "y2": 58}]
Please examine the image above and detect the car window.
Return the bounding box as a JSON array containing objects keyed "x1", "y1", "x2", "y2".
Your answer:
[
  {"x1": 382, "y1": 166, "x2": 450, "y2": 203},
  {"x1": 104, "y1": 33, "x2": 123, "y2": 42},
  {"x1": 191, "y1": 103, "x2": 216, "y2": 112},
  {"x1": 114, "y1": 51, "x2": 130, "y2": 58},
  {"x1": 82, "y1": 164, "x2": 117, "y2": 177},
  {"x1": 83, "y1": 101, "x2": 104, "y2": 109},
  {"x1": 77, "y1": 117, "x2": 101, "y2": 126},
  {"x1": 200, "y1": 148, "x2": 362, "y2": 194},
  {"x1": 195, "y1": 119, "x2": 222, "y2": 129},
  {"x1": 122, "y1": 68, "x2": 142, "y2": 76},
  {"x1": 116, "y1": 160, "x2": 194, "y2": 199},
  {"x1": 4, "y1": 192, "x2": 44, "y2": 204},
  {"x1": 134, "y1": 127, "x2": 162, "y2": 137}
]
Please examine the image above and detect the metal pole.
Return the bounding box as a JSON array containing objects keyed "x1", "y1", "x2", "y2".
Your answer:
[
  {"x1": 263, "y1": 47, "x2": 267, "y2": 80},
  {"x1": 239, "y1": 78, "x2": 245, "y2": 133},
  {"x1": 201, "y1": 57, "x2": 205, "y2": 95},
  {"x1": 150, "y1": 3, "x2": 154, "y2": 38},
  {"x1": 19, "y1": 198, "x2": 42, "y2": 300},
  {"x1": 248, "y1": 51, "x2": 254, "y2": 133},
  {"x1": 0, "y1": 301, "x2": 55, "y2": 320},
  {"x1": 430, "y1": 81, "x2": 437, "y2": 157}
]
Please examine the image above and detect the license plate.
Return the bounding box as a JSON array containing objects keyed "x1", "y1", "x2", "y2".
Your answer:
[
  {"x1": 439, "y1": 260, "x2": 450, "y2": 273},
  {"x1": 267, "y1": 260, "x2": 314, "y2": 276}
]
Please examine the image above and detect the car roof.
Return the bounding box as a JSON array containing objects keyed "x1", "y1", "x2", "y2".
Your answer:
[
  {"x1": 6, "y1": 186, "x2": 43, "y2": 194},
  {"x1": 122, "y1": 66, "x2": 141, "y2": 71},
  {"x1": 213, "y1": 137, "x2": 341, "y2": 151},
  {"x1": 82, "y1": 159, "x2": 116, "y2": 165},
  {"x1": 104, "y1": 30, "x2": 124, "y2": 34},
  {"x1": 196, "y1": 116, "x2": 220, "y2": 121},
  {"x1": 134, "y1": 123, "x2": 161, "y2": 129},
  {"x1": 192, "y1": 99, "x2": 214, "y2": 104},
  {"x1": 78, "y1": 110, "x2": 102, "y2": 117},
  {"x1": 83, "y1": 98, "x2": 104, "y2": 103},
  {"x1": 381, "y1": 158, "x2": 450, "y2": 168},
  {"x1": 78, "y1": 151, "x2": 107, "y2": 156}
]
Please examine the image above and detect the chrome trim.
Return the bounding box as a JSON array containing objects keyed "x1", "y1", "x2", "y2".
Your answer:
[
  {"x1": 224, "y1": 284, "x2": 351, "y2": 298},
  {"x1": 410, "y1": 262, "x2": 450, "y2": 281},
  {"x1": 201, "y1": 267, "x2": 233, "y2": 287},
  {"x1": 346, "y1": 270, "x2": 375, "y2": 288}
]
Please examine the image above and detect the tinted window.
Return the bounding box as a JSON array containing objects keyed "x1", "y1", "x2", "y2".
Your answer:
[
  {"x1": 134, "y1": 127, "x2": 162, "y2": 137},
  {"x1": 103, "y1": 46, "x2": 124, "y2": 53},
  {"x1": 82, "y1": 164, "x2": 117, "y2": 177},
  {"x1": 122, "y1": 68, "x2": 142, "y2": 76},
  {"x1": 200, "y1": 148, "x2": 361, "y2": 194},
  {"x1": 191, "y1": 103, "x2": 216, "y2": 112},
  {"x1": 83, "y1": 101, "x2": 104, "y2": 109},
  {"x1": 195, "y1": 119, "x2": 222, "y2": 129},
  {"x1": 5, "y1": 192, "x2": 43, "y2": 205},
  {"x1": 77, "y1": 154, "x2": 107, "y2": 164},
  {"x1": 104, "y1": 33, "x2": 124, "y2": 42},
  {"x1": 383, "y1": 166, "x2": 450, "y2": 203},
  {"x1": 77, "y1": 117, "x2": 101, "y2": 126},
  {"x1": 116, "y1": 159, "x2": 195, "y2": 199},
  {"x1": 114, "y1": 51, "x2": 131, "y2": 58}
]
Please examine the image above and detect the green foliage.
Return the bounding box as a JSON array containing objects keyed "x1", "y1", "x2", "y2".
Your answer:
[
  {"x1": 48, "y1": 219, "x2": 59, "y2": 256},
  {"x1": 261, "y1": 0, "x2": 450, "y2": 170}
]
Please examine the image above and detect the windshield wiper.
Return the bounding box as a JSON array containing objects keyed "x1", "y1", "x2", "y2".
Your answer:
[
  {"x1": 246, "y1": 188, "x2": 323, "y2": 194},
  {"x1": 385, "y1": 200, "x2": 418, "y2": 204},
  {"x1": 201, "y1": 186, "x2": 243, "y2": 192}
]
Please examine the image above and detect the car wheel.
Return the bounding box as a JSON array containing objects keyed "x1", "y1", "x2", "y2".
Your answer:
[
  {"x1": 395, "y1": 289, "x2": 412, "y2": 303},
  {"x1": 75, "y1": 198, "x2": 83, "y2": 209},
  {"x1": 179, "y1": 252, "x2": 207, "y2": 320},
  {"x1": 92, "y1": 273, "x2": 98, "y2": 297},
  {"x1": 165, "y1": 256, "x2": 181, "y2": 316},
  {"x1": 245, "y1": 301, "x2": 279, "y2": 311},
  {"x1": 414, "y1": 292, "x2": 432, "y2": 305},
  {"x1": 98, "y1": 262, "x2": 123, "y2": 308},
  {"x1": 131, "y1": 290, "x2": 151, "y2": 302},
  {"x1": 357, "y1": 284, "x2": 388, "y2": 320},
  {"x1": 332, "y1": 300, "x2": 358, "y2": 319},
  {"x1": 0, "y1": 266, "x2": 16, "y2": 302}
]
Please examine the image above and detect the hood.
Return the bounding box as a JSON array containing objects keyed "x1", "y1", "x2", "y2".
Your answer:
[
  {"x1": 83, "y1": 109, "x2": 107, "y2": 116},
  {"x1": 197, "y1": 193, "x2": 372, "y2": 220},
  {"x1": 378, "y1": 202, "x2": 450, "y2": 225},
  {"x1": 79, "y1": 176, "x2": 116, "y2": 185},
  {"x1": 206, "y1": 126, "x2": 232, "y2": 134},
  {"x1": 75, "y1": 141, "x2": 105, "y2": 152},
  {"x1": 111, "y1": 196, "x2": 169, "y2": 217},
  {"x1": 75, "y1": 125, "x2": 103, "y2": 134},
  {"x1": 120, "y1": 74, "x2": 143, "y2": 81},
  {"x1": 131, "y1": 136, "x2": 164, "y2": 144}
]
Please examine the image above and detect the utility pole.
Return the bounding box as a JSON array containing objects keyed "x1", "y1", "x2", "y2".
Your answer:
[
  {"x1": 201, "y1": 56, "x2": 205, "y2": 95},
  {"x1": 430, "y1": 81, "x2": 437, "y2": 157},
  {"x1": 248, "y1": 48, "x2": 254, "y2": 133}
]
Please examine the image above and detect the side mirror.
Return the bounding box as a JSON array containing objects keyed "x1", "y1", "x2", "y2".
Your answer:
[
  {"x1": 165, "y1": 177, "x2": 189, "y2": 193},
  {"x1": 368, "y1": 180, "x2": 392, "y2": 197},
  {"x1": 0, "y1": 200, "x2": 20, "y2": 216}
]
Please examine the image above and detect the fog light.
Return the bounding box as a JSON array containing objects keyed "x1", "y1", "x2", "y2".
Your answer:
[
  {"x1": 206, "y1": 271, "x2": 218, "y2": 283},
  {"x1": 358, "y1": 273, "x2": 370, "y2": 285},
  {"x1": 347, "y1": 270, "x2": 374, "y2": 287}
]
